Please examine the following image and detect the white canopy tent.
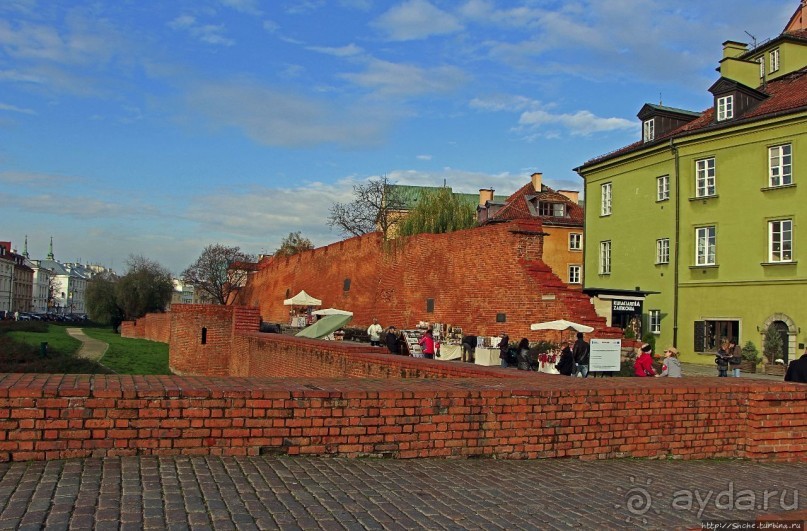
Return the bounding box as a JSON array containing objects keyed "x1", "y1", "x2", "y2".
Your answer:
[
  {"x1": 312, "y1": 308, "x2": 353, "y2": 316},
  {"x1": 283, "y1": 290, "x2": 322, "y2": 306}
]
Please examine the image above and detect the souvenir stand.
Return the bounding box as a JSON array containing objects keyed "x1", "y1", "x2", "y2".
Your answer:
[
  {"x1": 436, "y1": 325, "x2": 463, "y2": 361},
  {"x1": 283, "y1": 290, "x2": 322, "y2": 327},
  {"x1": 474, "y1": 336, "x2": 502, "y2": 366}
]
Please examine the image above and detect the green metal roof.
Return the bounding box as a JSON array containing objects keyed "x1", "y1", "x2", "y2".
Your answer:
[{"x1": 387, "y1": 185, "x2": 508, "y2": 210}]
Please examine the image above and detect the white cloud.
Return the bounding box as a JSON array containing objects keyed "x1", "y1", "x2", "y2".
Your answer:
[
  {"x1": 373, "y1": 0, "x2": 463, "y2": 41},
  {"x1": 471, "y1": 94, "x2": 636, "y2": 137},
  {"x1": 341, "y1": 58, "x2": 468, "y2": 97},
  {"x1": 518, "y1": 109, "x2": 636, "y2": 136},
  {"x1": 416, "y1": 154, "x2": 432, "y2": 161},
  {"x1": 219, "y1": 0, "x2": 263, "y2": 16},
  {"x1": 0, "y1": 102, "x2": 35, "y2": 115},
  {"x1": 306, "y1": 43, "x2": 364, "y2": 57},
  {"x1": 183, "y1": 79, "x2": 392, "y2": 148},
  {"x1": 169, "y1": 15, "x2": 234, "y2": 46}
]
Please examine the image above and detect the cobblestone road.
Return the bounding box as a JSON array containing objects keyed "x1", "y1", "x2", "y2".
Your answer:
[{"x1": 0, "y1": 456, "x2": 804, "y2": 530}]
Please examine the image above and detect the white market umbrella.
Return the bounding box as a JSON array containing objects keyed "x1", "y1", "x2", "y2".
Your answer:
[
  {"x1": 530, "y1": 319, "x2": 594, "y2": 344},
  {"x1": 530, "y1": 319, "x2": 594, "y2": 333},
  {"x1": 312, "y1": 308, "x2": 353, "y2": 316},
  {"x1": 283, "y1": 290, "x2": 322, "y2": 306}
]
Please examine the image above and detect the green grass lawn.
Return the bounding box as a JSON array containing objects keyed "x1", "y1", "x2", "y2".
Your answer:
[
  {"x1": 1, "y1": 322, "x2": 109, "y2": 373},
  {"x1": 6, "y1": 322, "x2": 82, "y2": 355},
  {"x1": 81, "y1": 328, "x2": 170, "y2": 375}
]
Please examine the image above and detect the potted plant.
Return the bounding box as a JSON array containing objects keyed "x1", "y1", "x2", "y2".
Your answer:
[
  {"x1": 740, "y1": 341, "x2": 761, "y2": 373},
  {"x1": 762, "y1": 326, "x2": 786, "y2": 376}
]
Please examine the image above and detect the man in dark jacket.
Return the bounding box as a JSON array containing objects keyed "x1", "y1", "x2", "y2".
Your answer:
[
  {"x1": 572, "y1": 332, "x2": 590, "y2": 378},
  {"x1": 461, "y1": 335, "x2": 477, "y2": 363},
  {"x1": 785, "y1": 349, "x2": 807, "y2": 383},
  {"x1": 556, "y1": 340, "x2": 575, "y2": 376},
  {"x1": 385, "y1": 326, "x2": 400, "y2": 354}
]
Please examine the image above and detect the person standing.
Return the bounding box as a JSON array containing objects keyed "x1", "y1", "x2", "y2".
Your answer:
[
  {"x1": 785, "y1": 348, "x2": 807, "y2": 383},
  {"x1": 498, "y1": 332, "x2": 510, "y2": 368},
  {"x1": 572, "y1": 332, "x2": 590, "y2": 377},
  {"x1": 715, "y1": 339, "x2": 731, "y2": 377},
  {"x1": 656, "y1": 347, "x2": 682, "y2": 377},
  {"x1": 461, "y1": 334, "x2": 477, "y2": 363},
  {"x1": 556, "y1": 340, "x2": 575, "y2": 376},
  {"x1": 418, "y1": 328, "x2": 436, "y2": 359},
  {"x1": 384, "y1": 326, "x2": 400, "y2": 354},
  {"x1": 634, "y1": 343, "x2": 656, "y2": 377},
  {"x1": 367, "y1": 318, "x2": 383, "y2": 347},
  {"x1": 516, "y1": 338, "x2": 531, "y2": 370}
]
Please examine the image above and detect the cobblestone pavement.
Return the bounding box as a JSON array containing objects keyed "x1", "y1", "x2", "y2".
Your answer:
[{"x1": 0, "y1": 456, "x2": 804, "y2": 530}]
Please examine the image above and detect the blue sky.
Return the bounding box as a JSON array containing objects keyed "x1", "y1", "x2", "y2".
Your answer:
[{"x1": 1, "y1": 0, "x2": 793, "y2": 274}]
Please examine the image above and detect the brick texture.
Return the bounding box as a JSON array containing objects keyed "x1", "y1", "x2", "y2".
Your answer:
[
  {"x1": 0, "y1": 372, "x2": 803, "y2": 462},
  {"x1": 235, "y1": 220, "x2": 619, "y2": 340}
]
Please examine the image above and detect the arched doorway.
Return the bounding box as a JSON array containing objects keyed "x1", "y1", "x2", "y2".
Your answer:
[{"x1": 760, "y1": 313, "x2": 797, "y2": 364}]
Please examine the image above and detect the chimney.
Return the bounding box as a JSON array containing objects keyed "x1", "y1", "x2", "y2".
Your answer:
[
  {"x1": 558, "y1": 190, "x2": 579, "y2": 204},
  {"x1": 478, "y1": 188, "x2": 494, "y2": 206},
  {"x1": 721, "y1": 40, "x2": 747, "y2": 59},
  {"x1": 531, "y1": 172, "x2": 543, "y2": 192}
]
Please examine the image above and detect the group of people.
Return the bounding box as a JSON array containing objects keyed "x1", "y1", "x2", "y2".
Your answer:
[
  {"x1": 715, "y1": 338, "x2": 742, "y2": 377},
  {"x1": 554, "y1": 333, "x2": 591, "y2": 377},
  {"x1": 367, "y1": 319, "x2": 439, "y2": 358}
]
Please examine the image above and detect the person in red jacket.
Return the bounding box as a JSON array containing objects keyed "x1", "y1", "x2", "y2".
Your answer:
[
  {"x1": 418, "y1": 328, "x2": 436, "y2": 359},
  {"x1": 634, "y1": 343, "x2": 657, "y2": 377}
]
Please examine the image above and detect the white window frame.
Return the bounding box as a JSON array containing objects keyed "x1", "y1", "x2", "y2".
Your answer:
[
  {"x1": 569, "y1": 233, "x2": 582, "y2": 251},
  {"x1": 695, "y1": 226, "x2": 716, "y2": 266},
  {"x1": 643, "y1": 119, "x2": 654, "y2": 143},
  {"x1": 601, "y1": 182, "x2": 612, "y2": 216},
  {"x1": 657, "y1": 175, "x2": 670, "y2": 201},
  {"x1": 599, "y1": 241, "x2": 611, "y2": 274},
  {"x1": 716, "y1": 95, "x2": 733, "y2": 121},
  {"x1": 656, "y1": 238, "x2": 670, "y2": 264},
  {"x1": 758, "y1": 56, "x2": 765, "y2": 78},
  {"x1": 695, "y1": 158, "x2": 716, "y2": 197},
  {"x1": 770, "y1": 48, "x2": 780, "y2": 73},
  {"x1": 768, "y1": 219, "x2": 793, "y2": 263},
  {"x1": 649, "y1": 310, "x2": 661, "y2": 334},
  {"x1": 769, "y1": 144, "x2": 792, "y2": 187},
  {"x1": 568, "y1": 265, "x2": 581, "y2": 284}
]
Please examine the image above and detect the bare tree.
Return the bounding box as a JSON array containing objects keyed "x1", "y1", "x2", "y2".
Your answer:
[
  {"x1": 327, "y1": 175, "x2": 406, "y2": 240},
  {"x1": 182, "y1": 244, "x2": 256, "y2": 305},
  {"x1": 274, "y1": 232, "x2": 314, "y2": 258}
]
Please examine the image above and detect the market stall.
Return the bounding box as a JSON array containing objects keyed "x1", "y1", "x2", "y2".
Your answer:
[{"x1": 283, "y1": 290, "x2": 322, "y2": 327}]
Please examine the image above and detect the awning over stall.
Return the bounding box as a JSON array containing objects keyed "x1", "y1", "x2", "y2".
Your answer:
[{"x1": 283, "y1": 290, "x2": 322, "y2": 306}]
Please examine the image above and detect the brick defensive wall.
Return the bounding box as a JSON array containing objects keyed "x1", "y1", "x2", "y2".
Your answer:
[
  {"x1": 0, "y1": 305, "x2": 799, "y2": 463},
  {"x1": 235, "y1": 220, "x2": 615, "y2": 339}
]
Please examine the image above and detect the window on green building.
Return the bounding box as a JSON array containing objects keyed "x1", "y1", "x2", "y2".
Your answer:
[
  {"x1": 695, "y1": 158, "x2": 716, "y2": 197},
  {"x1": 769, "y1": 219, "x2": 793, "y2": 262},
  {"x1": 656, "y1": 238, "x2": 670, "y2": 264},
  {"x1": 601, "y1": 183, "x2": 612, "y2": 216},
  {"x1": 657, "y1": 175, "x2": 669, "y2": 201},
  {"x1": 599, "y1": 241, "x2": 611, "y2": 274},
  {"x1": 769, "y1": 144, "x2": 792, "y2": 187},
  {"x1": 649, "y1": 310, "x2": 661, "y2": 334},
  {"x1": 695, "y1": 226, "x2": 716, "y2": 266}
]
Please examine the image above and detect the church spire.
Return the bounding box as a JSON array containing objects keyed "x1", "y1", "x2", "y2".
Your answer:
[
  {"x1": 23, "y1": 235, "x2": 29, "y2": 258},
  {"x1": 47, "y1": 236, "x2": 54, "y2": 260}
]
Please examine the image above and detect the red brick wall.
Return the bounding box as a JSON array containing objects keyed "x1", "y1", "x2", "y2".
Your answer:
[
  {"x1": 168, "y1": 305, "x2": 244, "y2": 376},
  {"x1": 120, "y1": 313, "x2": 170, "y2": 343},
  {"x1": 237, "y1": 221, "x2": 617, "y2": 341},
  {"x1": 0, "y1": 373, "x2": 804, "y2": 462},
  {"x1": 230, "y1": 332, "x2": 516, "y2": 379}
]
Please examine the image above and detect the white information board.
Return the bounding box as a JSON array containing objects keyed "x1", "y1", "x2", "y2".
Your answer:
[{"x1": 590, "y1": 338, "x2": 622, "y2": 372}]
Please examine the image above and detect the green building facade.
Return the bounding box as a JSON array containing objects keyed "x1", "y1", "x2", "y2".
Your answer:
[{"x1": 576, "y1": 6, "x2": 807, "y2": 365}]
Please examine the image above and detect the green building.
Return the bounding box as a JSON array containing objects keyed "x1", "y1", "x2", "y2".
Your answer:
[{"x1": 575, "y1": 3, "x2": 807, "y2": 366}]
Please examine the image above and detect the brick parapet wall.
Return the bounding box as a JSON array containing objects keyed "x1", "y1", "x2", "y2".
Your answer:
[
  {"x1": 230, "y1": 332, "x2": 516, "y2": 379},
  {"x1": 0, "y1": 373, "x2": 804, "y2": 462},
  {"x1": 119, "y1": 313, "x2": 170, "y2": 342}
]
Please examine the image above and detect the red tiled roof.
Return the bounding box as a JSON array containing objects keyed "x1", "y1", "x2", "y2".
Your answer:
[
  {"x1": 489, "y1": 181, "x2": 584, "y2": 226},
  {"x1": 579, "y1": 67, "x2": 807, "y2": 169}
]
